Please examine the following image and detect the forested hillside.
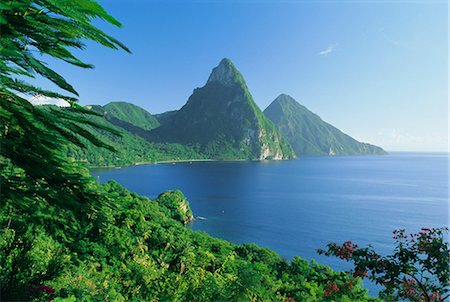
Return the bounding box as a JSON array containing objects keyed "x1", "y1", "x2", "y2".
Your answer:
[
  {"x1": 149, "y1": 59, "x2": 295, "y2": 160},
  {"x1": 264, "y1": 94, "x2": 386, "y2": 156},
  {"x1": 103, "y1": 101, "x2": 160, "y2": 131},
  {"x1": 44, "y1": 105, "x2": 203, "y2": 167}
]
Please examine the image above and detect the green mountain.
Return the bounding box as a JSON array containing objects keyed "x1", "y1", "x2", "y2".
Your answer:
[
  {"x1": 150, "y1": 58, "x2": 295, "y2": 160},
  {"x1": 56, "y1": 105, "x2": 202, "y2": 167},
  {"x1": 103, "y1": 101, "x2": 160, "y2": 131},
  {"x1": 264, "y1": 94, "x2": 386, "y2": 156}
]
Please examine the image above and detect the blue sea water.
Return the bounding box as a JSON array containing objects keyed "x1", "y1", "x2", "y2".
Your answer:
[{"x1": 92, "y1": 153, "x2": 448, "y2": 295}]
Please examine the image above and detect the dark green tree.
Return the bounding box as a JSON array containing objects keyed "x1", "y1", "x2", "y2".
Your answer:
[{"x1": 0, "y1": 0, "x2": 129, "y2": 206}]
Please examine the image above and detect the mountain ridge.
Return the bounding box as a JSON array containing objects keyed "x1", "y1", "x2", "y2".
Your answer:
[
  {"x1": 149, "y1": 58, "x2": 295, "y2": 160},
  {"x1": 74, "y1": 61, "x2": 386, "y2": 165},
  {"x1": 102, "y1": 101, "x2": 160, "y2": 131},
  {"x1": 264, "y1": 94, "x2": 386, "y2": 156}
]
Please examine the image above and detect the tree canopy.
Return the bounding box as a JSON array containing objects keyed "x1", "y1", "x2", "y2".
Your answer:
[
  {"x1": 0, "y1": 0, "x2": 129, "y2": 100},
  {"x1": 0, "y1": 0, "x2": 130, "y2": 204}
]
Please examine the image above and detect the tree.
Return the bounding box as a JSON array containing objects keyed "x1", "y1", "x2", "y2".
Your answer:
[
  {"x1": 318, "y1": 228, "x2": 450, "y2": 301},
  {"x1": 0, "y1": 0, "x2": 129, "y2": 206}
]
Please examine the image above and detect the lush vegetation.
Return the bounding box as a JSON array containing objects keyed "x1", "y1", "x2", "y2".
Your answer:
[
  {"x1": 103, "y1": 101, "x2": 160, "y2": 131},
  {"x1": 63, "y1": 98, "x2": 294, "y2": 166},
  {"x1": 154, "y1": 190, "x2": 193, "y2": 225},
  {"x1": 264, "y1": 94, "x2": 387, "y2": 156},
  {"x1": 0, "y1": 1, "x2": 375, "y2": 301},
  {"x1": 149, "y1": 58, "x2": 296, "y2": 160},
  {"x1": 49, "y1": 105, "x2": 203, "y2": 167},
  {"x1": 67, "y1": 124, "x2": 203, "y2": 167},
  {"x1": 319, "y1": 228, "x2": 449, "y2": 301}
]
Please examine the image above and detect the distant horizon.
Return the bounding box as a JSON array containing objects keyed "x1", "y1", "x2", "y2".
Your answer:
[{"x1": 381, "y1": 150, "x2": 449, "y2": 154}]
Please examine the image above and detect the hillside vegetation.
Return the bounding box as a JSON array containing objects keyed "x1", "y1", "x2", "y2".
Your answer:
[
  {"x1": 150, "y1": 59, "x2": 295, "y2": 160},
  {"x1": 52, "y1": 105, "x2": 203, "y2": 167},
  {"x1": 103, "y1": 101, "x2": 160, "y2": 131},
  {"x1": 264, "y1": 94, "x2": 387, "y2": 156}
]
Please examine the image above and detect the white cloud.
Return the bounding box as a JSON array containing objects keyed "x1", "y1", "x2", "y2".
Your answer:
[
  {"x1": 28, "y1": 95, "x2": 70, "y2": 107},
  {"x1": 318, "y1": 43, "x2": 338, "y2": 56}
]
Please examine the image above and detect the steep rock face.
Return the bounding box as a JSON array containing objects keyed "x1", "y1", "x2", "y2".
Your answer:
[
  {"x1": 264, "y1": 94, "x2": 387, "y2": 156},
  {"x1": 150, "y1": 58, "x2": 295, "y2": 160}
]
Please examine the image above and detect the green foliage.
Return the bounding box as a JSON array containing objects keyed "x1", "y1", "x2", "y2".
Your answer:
[
  {"x1": 0, "y1": 0, "x2": 129, "y2": 108},
  {"x1": 103, "y1": 102, "x2": 160, "y2": 131},
  {"x1": 264, "y1": 94, "x2": 387, "y2": 156},
  {"x1": 24, "y1": 103, "x2": 201, "y2": 167},
  {"x1": 318, "y1": 228, "x2": 450, "y2": 301},
  {"x1": 58, "y1": 105, "x2": 203, "y2": 167},
  {"x1": 155, "y1": 190, "x2": 193, "y2": 224},
  {"x1": 150, "y1": 58, "x2": 296, "y2": 160},
  {"x1": 0, "y1": 0, "x2": 128, "y2": 206}
]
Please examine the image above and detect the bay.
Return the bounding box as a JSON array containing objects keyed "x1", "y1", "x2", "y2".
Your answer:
[{"x1": 92, "y1": 152, "x2": 448, "y2": 295}]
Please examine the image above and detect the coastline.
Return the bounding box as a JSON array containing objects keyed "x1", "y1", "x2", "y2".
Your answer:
[
  {"x1": 88, "y1": 153, "x2": 396, "y2": 169},
  {"x1": 89, "y1": 157, "x2": 292, "y2": 169},
  {"x1": 89, "y1": 158, "x2": 214, "y2": 169}
]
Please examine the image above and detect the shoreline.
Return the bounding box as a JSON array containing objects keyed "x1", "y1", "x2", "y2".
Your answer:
[
  {"x1": 89, "y1": 157, "x2": 289, "y2": 169},
  {"x1": 88, "y1": 152, "x2": 402, "y2": 169},
  {"x1": 90, "y1": 158, "x2": 248, "y2": 169},
  {"x1": 89, "y1": 158, "x2": 213, "y2": 169}
]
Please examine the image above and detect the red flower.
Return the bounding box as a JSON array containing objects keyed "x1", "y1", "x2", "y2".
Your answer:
[
  {"x1": 38, "y1": 285, "x2": 55, "y2": 294},
  {"x1": 28, "y1": 285, "x2": 55, "y2": 295},
  {"x1": 353, "y1": 269, "x2": 368, "y2": 279}
]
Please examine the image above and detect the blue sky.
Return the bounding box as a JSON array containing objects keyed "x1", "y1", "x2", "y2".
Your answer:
[{"x1": 38, "y1": 0, "x2": 448, "y2": 152}]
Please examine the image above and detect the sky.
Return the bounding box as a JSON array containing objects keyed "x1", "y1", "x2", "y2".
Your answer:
[{"x1": 34, "y1": 0, "x2": 448, "y2": 152}]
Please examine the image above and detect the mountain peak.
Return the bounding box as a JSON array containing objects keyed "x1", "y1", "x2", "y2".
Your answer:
[
  {"x1": 219, "y1": 57, "x2": 233, "y2": 66},
  {"x1": 207, "y1": 58, "x2": 244, "y2": 86},
  {"x1": 274, "y1": 94, "x2": 296, "y2": 105},
  {"x1": 264, "y1": 95, "x2": 387, "y2": 156},
  {"x1": 152, "y1": 58, "x2": 295, "y2": 160},
  {"x1": 267, "y1": 94, "x2": 305, "y2": 117}
]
